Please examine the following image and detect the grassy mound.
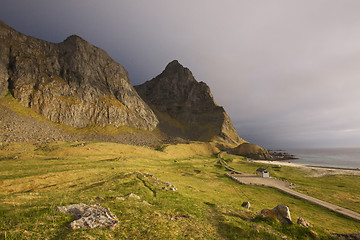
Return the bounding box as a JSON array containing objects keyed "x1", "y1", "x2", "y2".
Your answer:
[{"x1": 231, "y1": 143, "x2": 271, "y2": 160}]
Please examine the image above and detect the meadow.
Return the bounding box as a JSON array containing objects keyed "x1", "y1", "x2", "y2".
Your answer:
[{"x1": 0, "y1": 141, "x2": 359, "y2": 239}]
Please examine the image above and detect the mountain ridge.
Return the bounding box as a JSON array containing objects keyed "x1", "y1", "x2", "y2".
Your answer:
[
  {"x1": 1, "y1": 19, "x2": 248, "y2": 148},
  {"x1": 0, "y1": 19, "x2": 158, "y2": 130}
]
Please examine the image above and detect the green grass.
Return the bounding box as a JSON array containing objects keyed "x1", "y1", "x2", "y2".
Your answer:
[
  {"x1": 0, "y1": 142, "x2": 359, "y2": 239},
  {"x1": 222, "y1": 153, "x2": 360, "y2": 214}
]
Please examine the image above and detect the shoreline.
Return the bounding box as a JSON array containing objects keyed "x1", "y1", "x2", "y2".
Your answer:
[{"x1": 252, "y1": 160, "x2": 360, "y2": 175}]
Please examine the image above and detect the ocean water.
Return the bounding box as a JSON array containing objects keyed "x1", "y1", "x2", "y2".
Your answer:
[{"x1": 284, "y1": 148, "x2": 360, "y2": 169}]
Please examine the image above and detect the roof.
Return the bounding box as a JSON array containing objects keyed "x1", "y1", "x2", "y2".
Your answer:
[{"x1": 256, "y1": 168, "x2": 268, "y2": 172}]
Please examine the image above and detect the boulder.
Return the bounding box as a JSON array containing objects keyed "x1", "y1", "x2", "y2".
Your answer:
[
  {"x1": 142, "y1": 200, "x2": 152, "y2": 205},
  {"x1": 241, "y1": 201, "x2": 251, "y2": 209},
  {"x1": 260, "y1": 205, "x2": 292, "y2": 224},
  {"x1": 125, "y1": 193, "x2": 141, "y2": 199},
  {"x1": 56, "y1": 203, "x2": 118, "y2": 229},
  {"x1": 297, "y1": 216, "x2": 311, "y2": 227}
]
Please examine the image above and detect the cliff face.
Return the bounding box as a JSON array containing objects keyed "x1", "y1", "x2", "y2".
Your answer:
[
  {"x1": 135, "y1": 60, "x2": 243, "y2": 146},
  {"x1": 0, "y1": 20, "x2": 158, "y2": 130}
]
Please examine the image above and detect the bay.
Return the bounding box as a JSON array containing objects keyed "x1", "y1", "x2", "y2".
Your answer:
[{"x1": 285, "y1": 148, "x2": 360, "y2": 169}]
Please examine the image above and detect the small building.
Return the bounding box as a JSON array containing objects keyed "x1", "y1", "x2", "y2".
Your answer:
[{"x1": 256, "y1": 168, "x2": 269, "y2": 178}]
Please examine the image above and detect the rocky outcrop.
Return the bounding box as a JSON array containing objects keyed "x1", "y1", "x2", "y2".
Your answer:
[
  {"x1": 135, "y1": 60, "x2": 243, "y2": 146},
  {"x1": 55, "y1": 203, "x2": 118, "y2": 229},
  {"x1": 0, "y1": 20, "x2": 158, "y2": 130},
  {"x1": 231, "y1": 142, "x2": 271, "y2": 160}
]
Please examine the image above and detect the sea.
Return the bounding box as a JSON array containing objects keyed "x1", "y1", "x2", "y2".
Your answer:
[{"x1": 283, "y1": 148, "x2": 360, "y2": 169}]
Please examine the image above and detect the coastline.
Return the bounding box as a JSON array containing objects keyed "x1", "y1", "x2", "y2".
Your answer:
[{"x1": 252, "y1": 160, "x2": 360, "y2": 176}]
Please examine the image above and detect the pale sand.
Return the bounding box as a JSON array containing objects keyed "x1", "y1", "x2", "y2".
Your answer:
[{"x1": 252, "y1": 160, "x2": 360, "y2": 177}]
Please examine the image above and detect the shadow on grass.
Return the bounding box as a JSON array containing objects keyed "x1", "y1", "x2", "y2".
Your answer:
[
  {"x1": 79, "y1": 181, "x2": 106, "y2": 191},
  {"x1": 50, "y1": 220, "x2": 73, "y2": 240},
  {"x1": 205, "y1": 203, "x2": 278, "y2": 240}
]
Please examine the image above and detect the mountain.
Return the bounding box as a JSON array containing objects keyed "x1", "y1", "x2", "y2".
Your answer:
[
  {"x1": 0, "y1": 19, "x2": 246, "y2": 148},
  {"x1": 0, "y1": 20, "x2": 158, "y2": 130},
  {"x1": 135, "y1": 60, "x2": 244, "y2": 146}
]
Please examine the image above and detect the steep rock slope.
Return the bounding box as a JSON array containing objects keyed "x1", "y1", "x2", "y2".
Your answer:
[
  {"x1": 135, "y1": 60, "x2": 243, "y2": 146},
  {"x1": 0, "y1": 20, "x2": 158, "y2": 130}
]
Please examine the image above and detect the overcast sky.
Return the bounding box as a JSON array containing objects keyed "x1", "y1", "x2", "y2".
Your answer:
[{"x1": 2, "y1": 0, "x2": 360, "y2": 148}]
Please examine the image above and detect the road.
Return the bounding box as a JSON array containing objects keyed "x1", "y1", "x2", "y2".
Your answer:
[{"x1": 219, "y1": 152, "x2": 360, "y2": 222}]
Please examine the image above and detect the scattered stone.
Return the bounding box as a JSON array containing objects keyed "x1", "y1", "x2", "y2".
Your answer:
[
  {"x1": 134, "y1": 171, "x2": 178, "y2": 192},
  {"x1": 297, "y1": 216, "x2": 311, "y2": 227},
  {"x1": 310, "y1": 230, "x2": 318, "y2": 238},
  {"x1": 330, "y1": 234, "x2": 360, "y2": 240},
  {"x1": 72, "y1": 143, "x2": 85, "y2": 147},
  {"x1": 260, "y1": 205, "x2": 292, "y2": 224},
  {"x1": 115, "y1": 197, "x2": 125, "y2": 201},
  {"x1": 169, "y1": 215, "x2": 190, "y2": 221},
  {"x1": 142, "y1": 200, "x2": 152, "y2": 206},
  {"x1": 95, "y1": 196, "x2": 104, "y2": 201},
  {"x1": 125, "y1": 193, "x2": 141, "y2": 199},
  {"x1": 241, "y1": 201, "x2": 251, "y2": 209},
  {"x1": 55, "y1": 203, "x2": 118, "y2": 229}
]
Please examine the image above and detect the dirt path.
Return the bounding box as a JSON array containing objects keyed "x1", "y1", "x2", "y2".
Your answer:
[{"x1": 219, "y1": 153, "x2": 360, "y2": 222}]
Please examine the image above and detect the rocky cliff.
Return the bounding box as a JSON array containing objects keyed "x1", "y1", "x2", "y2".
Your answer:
[
  {"x1": 0, "y1": 20, "x2": 158, "y2": 130},
  {"x1": 135, "y1": 60, "x2": 244, "y2": 146}
]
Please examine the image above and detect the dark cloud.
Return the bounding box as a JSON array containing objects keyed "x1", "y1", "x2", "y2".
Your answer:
[{"x1": 2, "y1": 0, "x2": 360, "y2": 148}]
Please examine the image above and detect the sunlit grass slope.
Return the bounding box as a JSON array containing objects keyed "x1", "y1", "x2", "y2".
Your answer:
[
  {"x1": 0, "y1": 142, "x2": 359, "y2": 239},
  {"x1": 222, "y1": 153, "x2": 360, "y2": 214}
]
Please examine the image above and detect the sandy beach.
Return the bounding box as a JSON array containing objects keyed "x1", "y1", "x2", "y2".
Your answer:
[{"x1": 252, "y1": 160, "x2": 360, "y2": 176}]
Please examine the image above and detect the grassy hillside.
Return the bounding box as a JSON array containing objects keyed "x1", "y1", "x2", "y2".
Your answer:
[{"x1": 0, "y1": 142, "x2": 359, "y2": 239}]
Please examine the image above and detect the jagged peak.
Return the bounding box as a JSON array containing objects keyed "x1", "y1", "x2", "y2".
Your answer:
[
  {"x1": 160, "y1": 60, "x2": 197, "y2": 83},
  {"x1": 164, "y1": 60, "x2": 191, "y2": 73},
  {"x1": 165, "y1": 60, "x2": 182, "y2": 69},
  {"x1": 63, "y1": 34, "x2": 88, "y2": 45}
]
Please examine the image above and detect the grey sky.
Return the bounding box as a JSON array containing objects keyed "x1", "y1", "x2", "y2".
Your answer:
[{"x1": 1, "y1": 0, "x2": 360, "y2": 148}]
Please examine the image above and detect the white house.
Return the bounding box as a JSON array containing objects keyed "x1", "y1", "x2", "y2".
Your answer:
[{"x1": 256, "y1": 168, "x2": 269, "y2": 178}]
